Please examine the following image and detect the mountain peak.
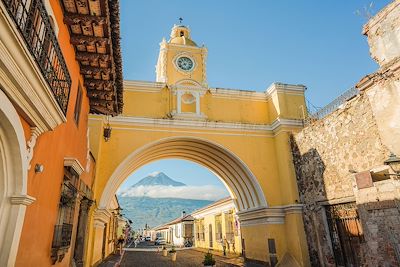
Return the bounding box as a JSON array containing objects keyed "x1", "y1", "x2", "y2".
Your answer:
[{"x1": 132, "y1": 172, "x2": 186, "y2": 187}]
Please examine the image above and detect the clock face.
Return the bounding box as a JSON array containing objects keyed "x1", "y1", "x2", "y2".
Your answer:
[{"x1": 176, "y1": 56, "x2": 194, "y2": 71}]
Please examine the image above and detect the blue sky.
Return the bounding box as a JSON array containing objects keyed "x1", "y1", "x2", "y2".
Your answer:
[
  {"x1": 118, "y1": 1, "x2": 391, "y2": 195},
  {"x1": 120, "y1": 0, "x2": 391, "y2": 109}
]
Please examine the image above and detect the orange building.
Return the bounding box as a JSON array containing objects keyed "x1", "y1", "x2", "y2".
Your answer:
[{"x1": 0, "y1": 0, "x2": 122, "y2": 266}]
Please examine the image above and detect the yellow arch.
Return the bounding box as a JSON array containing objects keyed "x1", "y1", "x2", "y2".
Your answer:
[{"x1": 99, "y1": 136, "x2": 268, "y2": 211}]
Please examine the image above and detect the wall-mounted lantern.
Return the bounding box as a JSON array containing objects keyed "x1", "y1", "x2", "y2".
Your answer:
[
  {"x1": 103, "y1": 115, "x2": 112, "y2": 142},
  {"x1": 384, "y1": 152, "x2": 400, "y2": 178},
  {"x1": 114, "y1": 206, "x2": 123, "y2": 215}
]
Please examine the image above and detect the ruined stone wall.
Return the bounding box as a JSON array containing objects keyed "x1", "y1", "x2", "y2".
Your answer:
[
  {"x1": 291, "y1": 90, "x2": 400, "y2": 266},
  {"x1": 291, "y1": 92, "x2": 392, "y2": 266}
]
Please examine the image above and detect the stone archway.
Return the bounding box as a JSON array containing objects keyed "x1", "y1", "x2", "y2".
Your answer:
[
  {"x1": 99, "y1": 136, "x2": 268, "y2": 212},
  {"x1": 0, "y1": 89, "x2": 35, "y2": 266}
]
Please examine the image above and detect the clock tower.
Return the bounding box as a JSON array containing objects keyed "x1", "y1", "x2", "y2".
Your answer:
[
  {"x1": 155, "y1": 24, "x2": 208, "y2": 119},
  {"x1": 156, "y1": 24, "x2": 207, "y2": 86}
]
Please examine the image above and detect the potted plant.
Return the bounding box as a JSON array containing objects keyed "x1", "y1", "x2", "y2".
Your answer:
[
  {"x1": 162, "y1": 246, "x2": 167, "y2": 257},
  {"x1": 169, "y1": 246, "x2": 177, "y2": 261},
  {"x1": 203, "y1": 251, "x2": 216, "y2": 267}
]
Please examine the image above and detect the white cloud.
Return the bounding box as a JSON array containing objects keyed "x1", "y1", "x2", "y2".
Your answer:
[{"x1": 117, "y1": 185, "x2": 229, "y2": 201}]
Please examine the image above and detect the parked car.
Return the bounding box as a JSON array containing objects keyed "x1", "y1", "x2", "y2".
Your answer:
[
  {"x1": 145, "y1": 236, "x2": 151, "y2": 241},
  {"x1": 155, "y1": 237, "x2": 166, "y2": 245}
]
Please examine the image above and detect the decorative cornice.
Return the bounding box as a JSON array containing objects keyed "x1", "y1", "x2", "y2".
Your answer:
[
  {"x1": 124, "y1": 80, "x2": 166, "y2": 93},
  {"x1": 94, "y1": 208, "x2": 112, "y2": 224},
  {"x1": 192, "y1": 200, "x2": 235, "y2": 218},
  {"x1": 90, "y1": 115, "x2": 303, "y2": 134},
  {"x1": 170, "y1": 111, "x2": 207, "y2": 121},
  {"x1": 209, "y1": 87, "x2": 266, "y2": 101},
  {"x1": 10, "y1": 194, "x2": 36, "y2": 206},
  {"x1": 64, "y1": 157, "x2": 85, "y2": 175},
  {"x1": 166, "y1": 43, "x2": 204, "y2": 51},
  {"x1": 266, "y1": 82, "x2": 306, "y2": 96},
  {"x1": 123, "y1": 80, "x2": 305, "y2": 102},
  {"x1": 237, "y1": 204, "x2": 303, "y2": 226}
]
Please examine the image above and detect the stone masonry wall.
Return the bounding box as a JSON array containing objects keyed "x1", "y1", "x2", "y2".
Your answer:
[{"x1": 291, "y1": 91, "x2": 400, "y2": 266}]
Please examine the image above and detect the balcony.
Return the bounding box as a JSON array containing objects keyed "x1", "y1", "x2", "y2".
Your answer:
[{"x1": 2, "y1": 0, "x2": 71, "y2": 114}]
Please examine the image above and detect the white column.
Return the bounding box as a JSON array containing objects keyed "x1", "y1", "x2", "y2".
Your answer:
[
  {"x1": 177, "y1": 91, "x2": 182, "y2": 114},
  {"x1": 195, "y1": 92, "x2": 200, "y2": 115}
]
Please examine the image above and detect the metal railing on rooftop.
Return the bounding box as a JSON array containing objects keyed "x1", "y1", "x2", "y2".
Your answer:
[
  {"x1": 306, "y1": 87, "x2": 360, "y2": 124},
  {"x1": 2, "y1": 0, "x2": 71, "y2": 114}
]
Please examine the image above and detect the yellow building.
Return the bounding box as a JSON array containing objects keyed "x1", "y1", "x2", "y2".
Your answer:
[
  {"x1": 87, "y1": 24, "x2": 310, "y2": 266},
  {"x1": 192, "y1": 198, "x2": 242, "y2": 255}
]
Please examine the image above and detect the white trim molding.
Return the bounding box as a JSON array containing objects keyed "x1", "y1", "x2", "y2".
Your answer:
[
  {"x1": 0, "y1": 89, "x2": 30, "y2": 267},
  {"x1": 124, "y1": 80, "x2": 166, "y2": 93},
  {"x1": 64, "y1": 157, "x2": 85, "y2": 176},
  {"x1": 237, "y1": 204, "x2": 303, "y2": 227},
  {"x1": 91, "y1": 115, "x2": 303, "y2": 134},
  {"x1": 10, "y1": 195, "x2": 36, "y2": 206},
  {"x1": 266, "y1": 82, "x2": 306, "y2": 96},
  {"x1": 93, "y1": 208, "x2": 112, "y2": 227}
]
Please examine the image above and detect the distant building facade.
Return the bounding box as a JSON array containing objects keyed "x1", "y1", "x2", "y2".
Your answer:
[
  {"x1": 292, "y1": 1, "x2": 400, "y2": 266},
  {"x1": 192, "y1": 198, "x2": 242, "y2": 255},
  {"x1": 152, "y1": 212, "x2": 194, "y2": 247}
]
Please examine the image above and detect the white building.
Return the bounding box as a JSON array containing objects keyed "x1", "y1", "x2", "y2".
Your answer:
[{"x1": 152, "y1": 212, "x2": 194, "y2": 247}]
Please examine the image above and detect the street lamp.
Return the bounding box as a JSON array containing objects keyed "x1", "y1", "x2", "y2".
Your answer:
[
  {"x1": 384, "y1": 152, "x2": 400, "y2": 178},
  {"x1": 103, "y1": 115, "x2": 112, "y2": 142},
  {"x1": 114, "y1": 206, "x2": 123, "y2": 215}
]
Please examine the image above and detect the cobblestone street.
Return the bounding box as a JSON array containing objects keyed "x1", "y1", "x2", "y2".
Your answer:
[
  {"x1": 114, "y1": 241, "x2": 244, "y2": 267},
  {"x1": 120, "y1": 249, "x2": 242, "y2": 267}
]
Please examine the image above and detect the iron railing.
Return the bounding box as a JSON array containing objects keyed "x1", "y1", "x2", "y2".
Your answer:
[
  {"x1": 2, "y1": 0, "x2": 71, "y2": 114},
  {"x1": 308, "y1": 87, "x2": 359, "y2": 122},
  {"x1": 51, "y1": 223, "x2": 73, "y2": 248}
]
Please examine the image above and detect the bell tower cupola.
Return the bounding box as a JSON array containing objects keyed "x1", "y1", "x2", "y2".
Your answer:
[{"x1": 169, "y1": 25, "x2": 197, "y2": 46}]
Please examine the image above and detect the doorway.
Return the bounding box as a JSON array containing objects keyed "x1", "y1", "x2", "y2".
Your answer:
[
  {"x1": 209, "y1": 224, "x2": 213, "y2": 248},
  {"x1": 326, "y1": 202, "x2": 363, "y2": 267}
]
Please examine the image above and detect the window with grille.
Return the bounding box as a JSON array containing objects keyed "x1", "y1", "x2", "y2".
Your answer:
[
  {"x1": 51, "y1": 167, "x2": 79, "y2": 263},
  {"x1": 195, "y1": 219, "x2": 205, "y2": 241},
  {"x1": 215, "y1": 214, "x2": 222, "y2": 242},
  {"x1": 224, "y1": 211, "x2": 235, "y2": 242}
]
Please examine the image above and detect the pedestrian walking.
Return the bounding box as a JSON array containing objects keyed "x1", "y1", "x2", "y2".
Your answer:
[
  {"x1": 117, "y1": 235, "x2": 125, "y2": 255},
  {"x1": 222, "y1": 236, "x2": 228, "y2": 256}
]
